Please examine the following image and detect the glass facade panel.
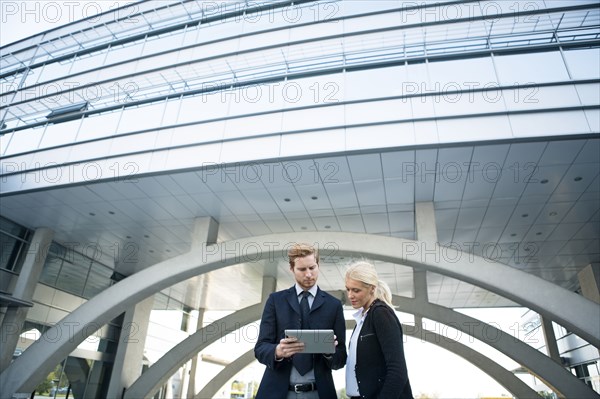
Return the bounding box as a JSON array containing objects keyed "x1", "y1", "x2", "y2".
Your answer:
[
  {"x1": 169, "y1": 121, "x2": 225, "y2": 146},
  {"x1": 37, "y1": 58, "x2": 74, "y2": 83},
  {"x1": 76, "y1": 110, "x2": 122, "y2": 141},
  {"x1": 4, "y1": 126, "x2": 46, "y2": 156},
  {"x1": 510, "y1": 110, "x2": 591, "y2": 137},
  {"x1": 281, "y1": 104, "x2": 345, "y2": 132},
  {"x1": 504, "y1": 85, "x2": 581, "y2": 112},
  {"x1": 116, "y1": 102, "x2": 166, "y2": 134},
  {"x1": 69, "y1": 50, "x2": 108, "y2": 76},
  {"x1": 177, "y1": 93, "x2": 229, "y2": 124},
  {"x1": 223, "y1": 112, "x2": 283, "y2": 139},
  {"x1": 345, "y1": 66, "x2": 407, "y2": 101},
  {"x1": 495, "y1": 51, "x2": 570, "y2": 85},
  {"x1": 83, "y1": 264, "x2": 112, "y2": 298},
  {"x1": 428, "y1": 57, "x2": 498, "y2": 88},
  {"x1": 38, "y1": 119, "x2": 82, "y2": 149},
  {"x1": 564, "y1": 48, "x2": 600, "y2": 80}
]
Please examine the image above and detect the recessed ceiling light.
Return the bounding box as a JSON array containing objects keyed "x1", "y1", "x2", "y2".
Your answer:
[
  {"x1": 549, "y1": 211, "x2": 558, "y2": 217},
  {"x1": 144, "y1": 234, "x2": 150, "y2": 238},
  {"x1": 284, "y1": 198, "x2": 291, "y2": 202},
  {"x1": 574, "y1": 176, "x2": 583, "y2": 182},
  {"x1": 536, "y1": 232, "x2": 542, "y2": 236},
  {"x1": 540, "y1": 179, "x2": 549, "y2": 184},
  {"x1": 301, "y1": 226, "x2": 307, "y2": 230},
  {"x1": 510, "y1": 233, "x2": 517, "y2": 237},
  {"x1": 324, "y1": 225, "x2": 331, "y2": 229},
  {"x1": 149, "y1": 249, "x2": 154, "y2": 253},
  {"x1": 311, "y1": 196, "x2": 318, "y2": 200},
  {"x1": 109, "y1": 211, "x2": 115, "y2": 215},
  {"x1": 126, "y1": 235, "x2": 132, "y2": 239},
  {"x1": 521, "y1": 213, "x2": 529, "y2": 218},
  {"x1": 89, "y1": 212, "x2": 95, "y2": 216}
]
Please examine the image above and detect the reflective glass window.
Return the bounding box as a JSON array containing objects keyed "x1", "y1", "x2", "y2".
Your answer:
[
  {"x1": 69, "y1": 49, "x2": 108, "y2": 75},
  {"x1": 510, "y1": 110, "x2": 591, "y2": 137},
  {"x1": 437, "y1": 115, "x2": 512, "y2": 142},
  {"x1": 109, "y1": 131, "x2": 158, "y2": 156},
  {"x1": 564, "y1": 48, "x2": 600, "y2": 80},
  {"x1": 55, "y1": 250, "x2": 90, "y2": 296},
  {"x1": 428, "y1": 57, "x2": 497, "y2": 88},
  {"x1": 576, "y1": 83, "x2": 600, "y2": 106},
  {"x1": 345, "y1": 66, "x2": 406, "y2": 102},
  {"x1": 494, "y1": 51, "x2": 569, "y2": 85},
  {"x1": 177, "y1": 93, "x2": 229, "y2": 124},
  {"x1": 345, "y1": 99, "x2": 412, "y2": 126},
  {"x1": 504, "y1": 85, "x2": 580, "y2": 112},
  {"x1": 161, "y1": 98, "x2": 182, "y2": 126},
  {"x1": 281, "y1": 104, "x2": 344, "y2": 132},
  {"x1": 104, "y1": 41, "x2": 145, "y2": 66},
  {"x1": 38, "y1": 119, "x2": 82, "y2": 149},
  {"x1": 36, "y1": 58, "x2": 74, "y2": 83},
  {"x1": 83, "y1": 263, "x2": 112, "y2": 298},
  {"x1": 141, "y1": 31, "x2": 185, "y2": 57},
  {"x1": 223, "y1": 112, "x2": 283, "y2": 139},
  {"x1": 4, "y1": 125, "x2": 46, "y2": 156},
  {"x1": 76, "y1": 109, "x2": 122, "y2": 141},
  {"x1": 116, "y1": 102, "x2": 166, "y2": 134},
  {"x1": 23, "y1": 67, "x2": 43, "y2": 87},
  {"x1": 170, "y1": 121, "x2": 225, "y2": 146},
  {"x1": 39, "y1": 243, "x2": 66, "y2": 286}
]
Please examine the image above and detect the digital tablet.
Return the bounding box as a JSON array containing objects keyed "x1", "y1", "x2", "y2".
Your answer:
[{"x1": 284, "y1": 329, "x2": 335, "y2": 354}]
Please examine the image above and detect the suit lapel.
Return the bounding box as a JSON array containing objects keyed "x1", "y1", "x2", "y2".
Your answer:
[
  {"x1": 286, "y1": 286, "x2": 301, "y2": 316},
  {"x1": 311, "y1": 287, "x2": 326, "y2": 313}
]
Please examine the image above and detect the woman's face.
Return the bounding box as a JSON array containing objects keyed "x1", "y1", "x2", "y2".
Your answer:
[{"x1": 345, "y1": 278, "x2": 375, "y2": 309}]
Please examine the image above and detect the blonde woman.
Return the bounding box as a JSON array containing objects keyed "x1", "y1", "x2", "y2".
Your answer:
[{"x1": 345, "y1": 261, "x2": 413, "y2": 399}]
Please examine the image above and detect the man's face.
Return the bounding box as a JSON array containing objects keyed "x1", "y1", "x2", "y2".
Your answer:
[{"x1": 291, "y1": 254, "x2": 319, "y2": 290}]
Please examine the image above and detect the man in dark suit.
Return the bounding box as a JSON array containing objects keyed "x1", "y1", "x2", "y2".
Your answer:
[{"x1": 255, "y1": 243, "x2": 347, "y2": 399}]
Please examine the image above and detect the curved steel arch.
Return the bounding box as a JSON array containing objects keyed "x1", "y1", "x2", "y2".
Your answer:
[
  {"x1": 124, "y1": 303, "x2": 264, "y2": 399},
  {"x1": 128, "y1": 293, "x2": 593, "y2": 399},
  {"x1": 2, "y1": 232, "x2": 598, "y2": 397},
  {"x1": 195, "y1": 320, "x2": 539, "y2": 399}
]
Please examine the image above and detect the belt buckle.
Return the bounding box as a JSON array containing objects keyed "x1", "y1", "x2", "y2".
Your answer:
[{"x1": 294, "y1": 383, "x2": 302, "y2": 393}]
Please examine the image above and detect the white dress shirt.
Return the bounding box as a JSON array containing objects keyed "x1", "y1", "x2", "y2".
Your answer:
[{"x1": 345, "y1": 307, "x2": 368, "y2": 396}]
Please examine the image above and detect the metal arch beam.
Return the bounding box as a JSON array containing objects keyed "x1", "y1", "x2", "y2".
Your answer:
[
  {"x1": 124, "y1": 303, "x2": 264, "y2": 399},
  {"x1": 2, "y1": 232, "x2": 598, "y2": 397},
  {"x1": 133, "y1": 292, "x2": 580, "y2": 399},
  {"x1": 194, "y1": 349, "x2": 257, "y2": 399},
  {"x1": 392, "y1": 297, "x2": 597, "y2": 399},
  {"x1": 195, "y1": 319, "x2": 538, "y2": 399}
]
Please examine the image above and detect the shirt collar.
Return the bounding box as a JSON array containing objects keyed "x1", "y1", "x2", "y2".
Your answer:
[
  {"x1": 352, "y1": 307, "x2": 367, "y2": 323},
  {"x1": 295, "y1": 284, "x2": 318, "y2": 298}
]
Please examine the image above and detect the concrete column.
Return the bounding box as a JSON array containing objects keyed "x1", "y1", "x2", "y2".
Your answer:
[
  {"x1": 541, "y1": 316, "x2": 561, "y2": 364},
  {"x1": 415, "y1": 201, "x2": 438, "y2": 244},
  {"x1": 414, "y1": 202, "x2": 435, "y2": 321},
  {"x1": 186, "y1": 308, "x2": 205, "y2": 398},
  {"x1": 578, "y1": 263, "x2": 600, "y2": 304},
  {"x1": 0, "y1": 227, "x2": 53, "y2": 372},
  {"x1": 191, "y1": 217, "x2": 218, "y2": 248},
  {"x1": 185, "y1": 217, "x2": 218, "y2": 398},
  {"x1": 105, "y1": 296, "x2": 154, "y2": 399}
]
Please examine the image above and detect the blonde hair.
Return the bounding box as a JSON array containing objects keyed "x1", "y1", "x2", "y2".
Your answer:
[{"x1": 345, "y1": 260, "x2": 394, "y2": 308}]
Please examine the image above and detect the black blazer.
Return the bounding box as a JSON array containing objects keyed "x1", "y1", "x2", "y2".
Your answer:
[
  {"x1": 352, "y1": 299, "x2": 413, "y2": 399},
  {"x1": 254, "y1": 286, "x2": 347, "y2": 399}
]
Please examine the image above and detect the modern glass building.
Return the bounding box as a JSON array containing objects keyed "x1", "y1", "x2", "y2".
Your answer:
[{"x1": 1, "y1": 0, "x2": 599, "y2": 398}]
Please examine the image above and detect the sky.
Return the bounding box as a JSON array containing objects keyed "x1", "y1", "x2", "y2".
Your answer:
[{"x1": 3, "y1": 2, "x2": 549, "y2": 397}]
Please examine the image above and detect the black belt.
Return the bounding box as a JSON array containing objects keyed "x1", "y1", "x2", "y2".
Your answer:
[
  {"x1": 289, "y1": 382, "x2": 316, "y2": 393},
  {"x1": 348, "y1": 397, "x2": 361, "y2": 399}
]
